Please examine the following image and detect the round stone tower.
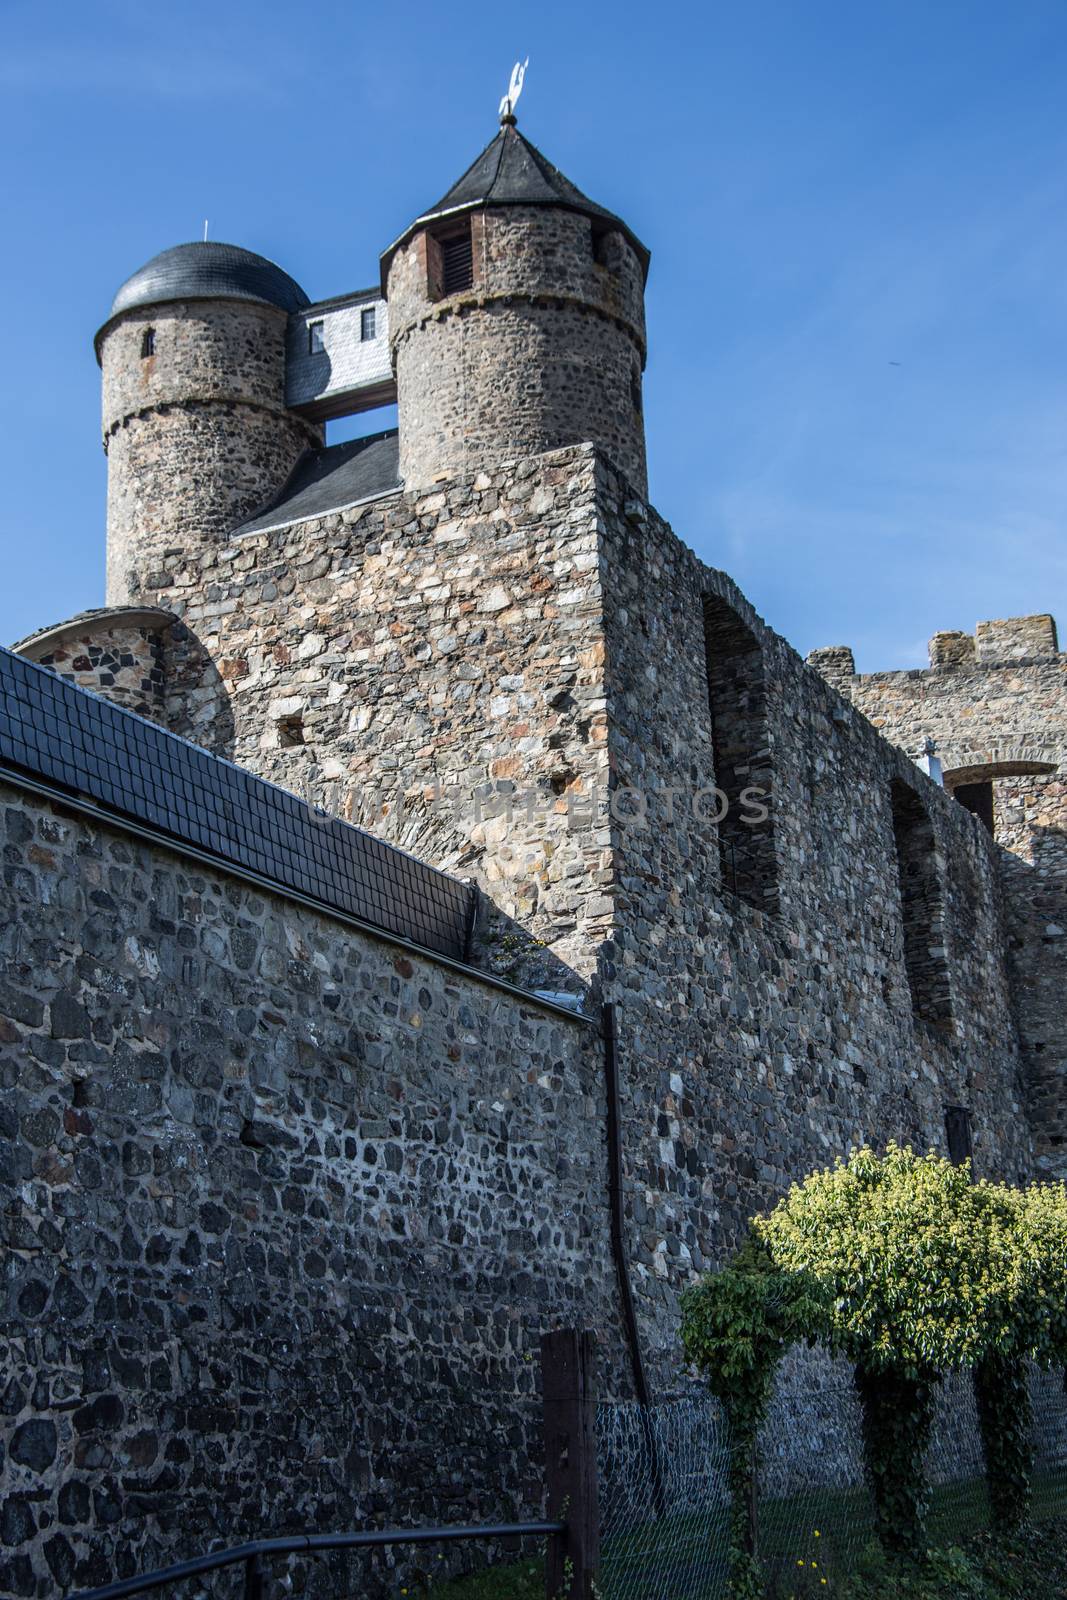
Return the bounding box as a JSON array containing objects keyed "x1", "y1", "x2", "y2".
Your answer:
[
  {"x1": 96, "y1": 242, "x2": 321, "y2": 605},
  {"x1": 381, "y1": 115, "x2": 650, "y2": 496}
]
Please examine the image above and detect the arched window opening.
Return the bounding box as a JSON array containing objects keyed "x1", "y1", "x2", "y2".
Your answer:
[
  {"x1": 141, "y1": 328, "x2": 155, "y2": 359},
  {"x1": 944, "y1": 760, "x2": 1056, "y2": 840},
  {"x1": 702, "y1": 594, "x2": 778, "y2": 912},
  {"x1": 953, "y1": 781, "x2": 994, "y2": 835}
]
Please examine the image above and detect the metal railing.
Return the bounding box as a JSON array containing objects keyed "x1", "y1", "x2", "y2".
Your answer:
[{"x1": 67, "y1": 1520, "x2": 566, "y2": 1600}]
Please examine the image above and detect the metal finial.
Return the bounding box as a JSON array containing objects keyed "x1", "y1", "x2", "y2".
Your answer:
[{"x1": 499, "y1": 58, "x2": 528, "y2": 124}]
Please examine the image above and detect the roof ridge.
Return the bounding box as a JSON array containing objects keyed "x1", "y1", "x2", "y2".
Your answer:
[{"x1": 486, "y1": 125, "x2": 510, "y2": 197}]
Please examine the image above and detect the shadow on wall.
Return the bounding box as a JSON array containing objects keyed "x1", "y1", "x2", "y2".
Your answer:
[
  {"x1": 994, "y1": 824, "x2": 1067, "y2": 1176},
  {"x1": 163, "y1": 620, "x2": 237, "y2": 762}
]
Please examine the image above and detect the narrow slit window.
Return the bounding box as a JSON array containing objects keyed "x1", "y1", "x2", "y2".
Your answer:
[
  {"x1": 308, "y1": 321, "x2": 325, "y2": 355},
  {"x1": 891, "y1": 779, "x2": 953, "y2": 1030},
  {"x1": 702, "y1": 594, "x2": 778, "y2": 912},
  {"x1": 360, "y1": 306, "x2": 377, "y2": 342},
  {"x1": 141, "y1": 328, "x2": 155, "y2": 358},
  {"x1": 944, "y1": 1105, "x2": 973, "y2": 1167}
]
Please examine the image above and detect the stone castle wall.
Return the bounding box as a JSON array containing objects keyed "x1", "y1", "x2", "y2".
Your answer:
[
  {"x1": 808, "y1": 621, "x2": 1066, "y2": 1176},
  {"x1": 99, "y1": 301, "x2": 320, "y2": 606},
  {"x1": 0, "y1": 778, "x2": 620, "y2": 1597},
  {"x1": 97, "y1": 444, "x2": 1033, "y2": 1368},
  {"x1": 587, "y1": 463, "x2": 1032, "y2": 1367},
  {"x1": 121, "y1": 446, "x2": 617, "y2": 985},
  {"x1": 13, "y1": 610, "x2": 172, "y2": 723},
  {"x1": 4, "y1": 437, "x2": 1045, "y2": 1587},
  {"x1": 388, "y1": 208, "x2": 647, "y2": 494}
]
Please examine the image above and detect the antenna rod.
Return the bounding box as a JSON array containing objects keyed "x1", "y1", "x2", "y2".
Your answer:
[{"x1": 203, "y1": 220, "x2": 209, "y2": 242}]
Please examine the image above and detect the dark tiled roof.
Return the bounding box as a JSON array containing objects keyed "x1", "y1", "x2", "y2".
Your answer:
[
  {"x1": 381, "y1": 124, "x2": 650, "y2": 284},
  {"x1": 96, "y1": 241, "x2": 309, "y2": 355},
  {"x1": 234, "y1": 431, "x2": 401, "y2": 535},
  {"x1": 0, "y1": 646, "x2": 473, "y2": 961}
]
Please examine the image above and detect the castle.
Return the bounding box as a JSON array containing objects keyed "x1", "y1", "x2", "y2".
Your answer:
[{"x1": 0, "y1": 101, "x2": 1064, "y2": 1595}]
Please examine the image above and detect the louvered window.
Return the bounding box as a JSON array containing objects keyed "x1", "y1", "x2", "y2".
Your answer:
[{"x1": 440, "y1": 227, "x2": 473, "y2": 294}]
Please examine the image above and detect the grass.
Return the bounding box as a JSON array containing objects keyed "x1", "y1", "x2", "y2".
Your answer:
[{"x1": 409, "y1": 1473, "x2": 1067, "y2": 1599}]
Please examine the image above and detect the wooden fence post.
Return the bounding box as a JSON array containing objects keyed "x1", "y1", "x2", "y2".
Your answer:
[{"x1": 542, "y1": 1328, "x2": 600, "y2": 1600}]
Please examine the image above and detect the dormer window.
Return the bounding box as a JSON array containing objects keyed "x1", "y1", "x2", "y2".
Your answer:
[
  {"x1": 360, "y1": 306, "x2": 377, "y2": 342},
  {"x1": 308, "y1": 321, "x2": 325, "y2": 355},
  {"x1": 141, "y1": 328, "x2": 155, "y2": 358}
]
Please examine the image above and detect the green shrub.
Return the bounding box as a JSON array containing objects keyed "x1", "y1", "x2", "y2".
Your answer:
[
  {"x1": 680, "y1": 1236, "x2": 828, "y2": 1598},
  {"x1": 752, "y1": 1146, "x2": 1029, "y2": 1558}
]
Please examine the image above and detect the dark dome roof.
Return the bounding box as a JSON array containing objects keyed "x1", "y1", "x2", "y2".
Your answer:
[
  {"x1": 380, "y1": 123, "x2": 650, "y2": 288},
  {"x1": 96, "y1": 241, "x2": 309, "y2": 354}
]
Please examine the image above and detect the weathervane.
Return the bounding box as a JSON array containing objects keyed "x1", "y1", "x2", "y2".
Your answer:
[{"x1": 499, "y1": 58, "x2": 528, "y2": 124}]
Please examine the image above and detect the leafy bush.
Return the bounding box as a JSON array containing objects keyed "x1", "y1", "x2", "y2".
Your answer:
[
  {"x1": 680, "y1": 1236, "x2": 828, "y2": 1597},
  {"x1": 752, "y1": 1146, "x2": 1023, "y2": 1375},
  {"x1": 751, "y1": 1146, "x2": 1043, "y2": 1556}
]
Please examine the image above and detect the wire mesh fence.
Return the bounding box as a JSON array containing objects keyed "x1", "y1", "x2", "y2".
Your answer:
[{"x1": 595, "y1": 1364, "x2": 1067, "y2": 1600}]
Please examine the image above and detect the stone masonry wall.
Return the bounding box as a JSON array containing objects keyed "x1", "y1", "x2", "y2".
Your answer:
[
  {"x1": 125, "y1": 446, "x2": 616, "y2": 987},
  {"x1": 100, "y1": 301, "x2": 321, "y2": 607},
  {"x1": 589, "y1": 463, "x2": 1031, "y2": 1372},
  {"x1": 388, "y1": 208, "x2": 648, "y2": 495},
  {"x1": 13, "y1": 611, "x2": 173, "y2": 723},
  {"x1": 810, "y1": 622, "x2": 1066, "y2": 1176},
  {"x1": 0, "y1": 778, "x2": 620, "y2": 1598},
  {"x1": 98, "y1": 444, "x2": 1035, "y2": 1374}
]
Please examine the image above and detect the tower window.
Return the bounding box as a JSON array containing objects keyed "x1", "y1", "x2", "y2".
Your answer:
[
  {"x1": 141, "y1": 328, "x2": 155, "y2": 358},
  {"x1": 439, "y1": 225, "x2": 473, "y2": 295},
  {"x1": 890, "y1": 779, "x2": 953, "y2": 1031},
  {"x1": 308, "y1": 321, "x2": 325, "y2": 355},
  {"x1": 360, "y1": 306, "x2": 377, "y2": 342},
  {"x1": 702, "y1": 594, "x2": 778, "y2": 912},
  {"x1": 630, "y1": 368, "x2": 642, "y2": 414},
  {"x1": 944, "y1": 1105, "x2": 973, "y2": 1167}
]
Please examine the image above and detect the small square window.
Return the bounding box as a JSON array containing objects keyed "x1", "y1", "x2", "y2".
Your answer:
[
  {"x1": 308, "y1": 321, "x2": 325, "y2": 355},
  {"x1": 361, "y1": 306, "x2": 377, "y2": 342}
]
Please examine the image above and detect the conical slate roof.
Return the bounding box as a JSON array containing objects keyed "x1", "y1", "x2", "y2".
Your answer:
[{"x1": 380, "y1": 123, "x2": 649, "y2": 286}]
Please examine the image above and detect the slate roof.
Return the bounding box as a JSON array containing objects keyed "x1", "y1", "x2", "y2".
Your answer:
[
  {"x1": 234, "y1": 431, "x2": 401, "y2": 535},
  {"x1": 380, "y1": 123, "x2": 650, "y2": 285},
  {"x1": 0, "y1": 646, "x2": 474, "y2": 961},
  {"x1": 96, "y1": 241, "x2": 310, "y2": 356}
]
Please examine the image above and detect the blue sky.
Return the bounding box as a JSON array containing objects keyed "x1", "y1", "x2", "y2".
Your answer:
[{"x1": 1, "y1": 0, "x2": 1064, "y2": 669}]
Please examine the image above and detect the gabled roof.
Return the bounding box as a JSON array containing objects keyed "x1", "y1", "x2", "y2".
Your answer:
[{"x1": 380, "y1": 122, "x2": 649, "y2": 287}]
